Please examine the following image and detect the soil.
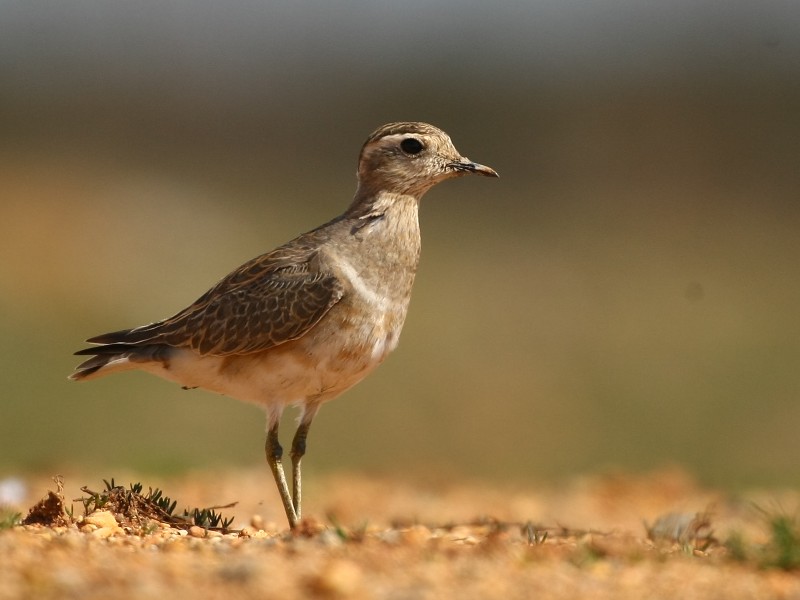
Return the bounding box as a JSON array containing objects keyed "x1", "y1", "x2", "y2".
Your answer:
[{"x1": 1, "y1": 468, "x2": 798, "y2": 599}]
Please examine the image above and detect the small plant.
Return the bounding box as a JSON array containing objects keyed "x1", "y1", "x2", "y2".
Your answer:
[
  {"x1": 325, "y1": 513, "x2": 368, "y2": 542},
  {"x1": 189, "y1": 507, "x2": 234, "y2": 530},
  {"x1": 724, "y1": 530, "x2": 749, "y2": 563},
  {"x1": 75, "y1": 478, "x2": 236, "y2": 534},
  {"x1": 724, "y1": 504, "x2": 800, "y2": 571},
  {"x1": 146, "y1": 487, "x2": 178, "y2": 516},
  {"x1": 758, "y1": 507, "x2": 800, "y2": 571},
  {"x1": 523, "y1": 521, "x2": 548, "y2": 545},
  {"x1": 327, "y1": 513, "x2": 349, "y2": 541},
  {"x1": 0, "y1": 509, "x2": 22, "y2": 530}
]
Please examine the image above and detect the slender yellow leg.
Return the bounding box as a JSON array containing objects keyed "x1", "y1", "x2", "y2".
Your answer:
[
  {"x1": 265, "y1": 422, "x2": 298, "y2": 529},
  {"x1": 290, "y1": 420, "x2": 312, "y2": 521}
]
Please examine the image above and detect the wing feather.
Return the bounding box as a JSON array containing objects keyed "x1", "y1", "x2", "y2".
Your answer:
[{"x1": 85, "y1": 245, "x2": 344, "y2": 356}]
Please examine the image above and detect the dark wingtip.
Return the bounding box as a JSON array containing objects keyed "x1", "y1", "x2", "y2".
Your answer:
[
  {"x1": 85, "y1": 327, "x2": 135, "y2": 345},
  {"x1": 73, "y1": 342, "x2": 139, "y2": 356}
]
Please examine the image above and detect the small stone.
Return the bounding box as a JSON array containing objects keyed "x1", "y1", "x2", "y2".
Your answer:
[
  {"x1": 318, "y1": 529, "x2": 344, "y2": 547},
  {"x1": 250, "y1": 515, "x2": 265, "y2": 530},
  {"x1": 308, "y1": 559, "x2": 363, "y2": 597},
  {"x1": 189, "y1": 526, "x2": 206, "y2": 538},
  {"x1": 91, "y1": 527, "x2": 117, "y2": 539},
  {"x1": 84, "y1": 511, "x2": 119, "y2": 530},
  {"x1": 449, "y1": 526, "x2": 472, "y2": 538},
  {"x1": 377, "y1": 529, "x2": 401, "y2": 545},
  {"x1": 399, "y1": 525, "x2": 432, "y2": 546},
  {"x1": 451, "y1": 534, "x2": 479, "y2": 546}
]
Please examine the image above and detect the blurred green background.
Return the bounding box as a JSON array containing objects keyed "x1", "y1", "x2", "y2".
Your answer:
[{"x1": 1, "y1": 0, "x2": 799, "y2": 488}]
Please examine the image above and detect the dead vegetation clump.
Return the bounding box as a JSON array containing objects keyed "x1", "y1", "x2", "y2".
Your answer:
[
  {"x1": 18, "y1": 475, "x2": 236, "y2": 535},
  {"x1": 21, "y1": 475, "x2": 69, "y2": 527}
]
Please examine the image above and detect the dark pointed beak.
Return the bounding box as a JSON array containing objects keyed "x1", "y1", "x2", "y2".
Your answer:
[{"x1": 448, "y1": 159, "x2": 499, "y2": 177}]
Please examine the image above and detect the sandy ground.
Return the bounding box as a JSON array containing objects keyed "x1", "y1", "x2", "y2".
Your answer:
[{"x1": 1, "y1": 467, "x2": 798, "y2": 599}]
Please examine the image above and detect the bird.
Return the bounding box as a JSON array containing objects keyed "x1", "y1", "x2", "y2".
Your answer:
[{"x1": 69, "y1": 122, "x2": 498, "y2": 529}]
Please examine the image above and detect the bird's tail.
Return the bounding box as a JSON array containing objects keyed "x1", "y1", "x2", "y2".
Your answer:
[{"x1": 69, "y1": 334, "x2": 173, "y2": 381}]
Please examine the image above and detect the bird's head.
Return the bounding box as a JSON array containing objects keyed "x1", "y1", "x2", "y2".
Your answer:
[{"x1": 355, "y1": 122, "x2": 498, "y2": 199}]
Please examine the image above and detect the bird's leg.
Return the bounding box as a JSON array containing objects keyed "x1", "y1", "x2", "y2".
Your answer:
[
  {"x1": 290, "y1": 408, "x2": 316, "y2": 522},
  {"x1": 265, "y1": 421, "x2": 298, "y2": 529}
]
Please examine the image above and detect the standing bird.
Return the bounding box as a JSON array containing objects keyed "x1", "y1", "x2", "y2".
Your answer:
[{"x1": 70, "y1": 122, "x2": 498, "y2": 529}]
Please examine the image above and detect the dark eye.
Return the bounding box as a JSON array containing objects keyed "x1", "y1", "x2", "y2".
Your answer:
[{"x1": 400, "y1": 138, "x2": 424, "y2": 155}]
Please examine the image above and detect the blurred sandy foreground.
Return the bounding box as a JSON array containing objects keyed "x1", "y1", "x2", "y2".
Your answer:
[{"x1": 1, "y1": 467, "x2": 799, "y2": 600}]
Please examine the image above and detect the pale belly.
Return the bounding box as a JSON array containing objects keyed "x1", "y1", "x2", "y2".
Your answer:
[{"x1": 144, "y1": 307, "x2": 403, "y2": 409}]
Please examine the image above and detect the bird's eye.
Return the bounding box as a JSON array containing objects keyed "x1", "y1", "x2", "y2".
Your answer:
[{"x1": 400, "y1": 138, "x2": 424, "y2": 155}]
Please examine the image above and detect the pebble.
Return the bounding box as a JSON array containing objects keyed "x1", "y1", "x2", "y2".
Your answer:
[
  {"x1": 450, "y1": 534, "x2": 480, "y2": 546},
  {"x1": 84, "y1": 511, "x2": 119, "y2": 530},
  {"x1": 376, "y1": 529, "x2": 401, "y2": 545},
  {"x1": 252, "y1": 530, "x2": 273, "y2": 539},
  {"x1": 399, "y1": 525, "x2": 432, "y2": 547},
  {"x1": 318, "y1": 529, "x2": 344, "y2": 547},
  {"x1": 189, "y1": 526, "x2": 206, "y2": 538},
  {"x1": 91, "y1": 527, "x2": 117, "y2": 539},
  {"x1": 308, "y1": 559, "x2": 363, "y2": 597},
  {"x1": 80, "y1": 510, "x2": 123, "y2": 538},
  {"x1": 249, "y1": 515, "x2": 265, "y2": 530}
]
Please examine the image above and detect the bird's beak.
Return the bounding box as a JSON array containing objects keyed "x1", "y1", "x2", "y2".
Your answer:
[{"x1": 448, "y1": 159, "x2": 499, "y2": 178}]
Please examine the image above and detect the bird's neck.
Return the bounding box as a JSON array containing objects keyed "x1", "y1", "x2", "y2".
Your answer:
[
  {"x1": 341, "y1": 189, "x2": 422, "y2": 273},
  {"x1": 345, "y1": 188, "x2": 421, "y2": 220}
]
